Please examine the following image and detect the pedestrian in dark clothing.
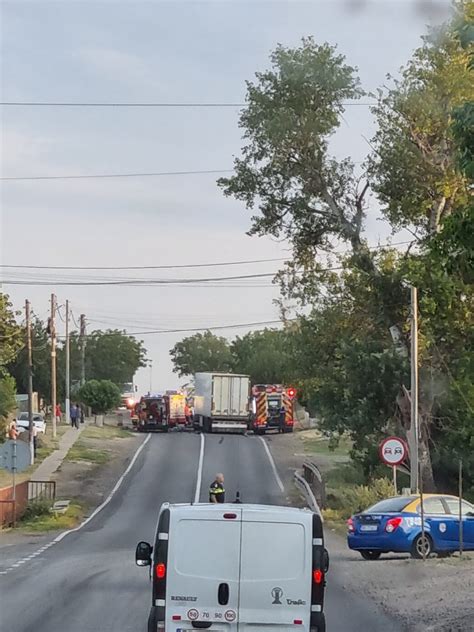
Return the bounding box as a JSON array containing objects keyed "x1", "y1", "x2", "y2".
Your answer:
[
  {"x1": 79, "y1": 404, "x2": 85, "y2": 424},
  {"x1": 70, "y1": 404, "x2": 79, "y2": 429}
]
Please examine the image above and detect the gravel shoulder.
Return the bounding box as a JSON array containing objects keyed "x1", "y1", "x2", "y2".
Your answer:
[{"x1": 268, "y1": 429, "x2": 474, "y2": 632}]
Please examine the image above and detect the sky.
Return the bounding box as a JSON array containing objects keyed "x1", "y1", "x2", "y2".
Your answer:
[{"x1": 1, "y1": 0, "x2": 451, "y2": 394}]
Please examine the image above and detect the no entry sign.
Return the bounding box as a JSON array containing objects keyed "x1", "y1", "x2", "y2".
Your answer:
[{"x1": 379, "y1": 436, "x2": 408, "y2": 466}]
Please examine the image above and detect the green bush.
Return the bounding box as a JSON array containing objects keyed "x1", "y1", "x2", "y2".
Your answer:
[
  {"x1": 327, "y1": 478, "x2": 396, "y2": 520},
  {"x1": 21, "y1": 500, "x2": 52, "y2": 521}
]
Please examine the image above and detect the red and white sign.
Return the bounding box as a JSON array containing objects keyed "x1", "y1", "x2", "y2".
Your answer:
[
  {"x1": 187, "y1": 609, "x2": 199, "y2": 621},
  {"x1": 379, "y1": 436, "x2": 408, "y2": 466},
  {"x1": 225, "y1": 610, "x2": 237, "y2": 622}
]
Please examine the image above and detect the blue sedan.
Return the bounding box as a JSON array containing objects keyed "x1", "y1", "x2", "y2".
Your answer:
[{"x1": 347, "y1": 494, "x2": 474, "y2": 559}]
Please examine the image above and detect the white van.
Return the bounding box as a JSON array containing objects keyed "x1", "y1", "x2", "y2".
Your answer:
[{"x1": 136, "y1": 503, "x2": 328, "y2": 632}]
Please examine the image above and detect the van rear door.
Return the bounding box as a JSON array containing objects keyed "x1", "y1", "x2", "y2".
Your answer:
[
  {"x1": 166, "y1": 507, "x2": 242, "y2": 631},
  {"x1": 238, "y1": 508, "x2": 311, "y2": 632}
]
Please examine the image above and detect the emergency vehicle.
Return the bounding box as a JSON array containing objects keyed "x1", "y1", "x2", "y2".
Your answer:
[
  {"x1": 249, "y1": 384, "x2": 297, "y2": 435},
  {"x1": 136, "y1": 503, "x2": 329, "y2": 632},
  {"x1": 136, "y1": 394, "x2": 175, "y2": 433}
]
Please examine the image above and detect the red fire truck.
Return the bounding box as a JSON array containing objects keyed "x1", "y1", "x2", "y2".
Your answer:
[{"x1": 249, "y1": 384, "x2": 297, "y2": 435}]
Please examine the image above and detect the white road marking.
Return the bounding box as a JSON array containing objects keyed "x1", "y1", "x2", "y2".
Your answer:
[
  {"x1": 54, "y1": 432, "x2": 151, "y2": 543},
  {"x1": 259, "y1": 436, "x2": 285, "y2": 493},
  {"x1": 0, "y1": 433, "x2": 151, "y2": 576},
  {"x1": 194, "y1": 432, "x2": 205, "y2": 503}
]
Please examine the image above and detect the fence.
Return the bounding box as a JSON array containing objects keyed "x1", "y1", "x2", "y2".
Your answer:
[{"x1": 28, "y1": 480, "x2": 56, "y2": 503}]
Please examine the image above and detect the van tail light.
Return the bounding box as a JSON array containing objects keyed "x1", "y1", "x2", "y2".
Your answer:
[
  {"x1": 385, "y1": 517, "x2": 403, "y2": 533},
  {"x1": 347, "y1": 517, "x2": 355, "y2": 533},
  {"x1": 155, "y1": 562, "x2": 166, "y2": 579},
  {"x1": 311, "y1": 513, "x2": 325, "y2": 628}
]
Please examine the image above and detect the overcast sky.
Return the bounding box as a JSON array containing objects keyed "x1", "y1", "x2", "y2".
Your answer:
[{"x1": 1, "y1": 0, "x2": 450, "y2": 394}]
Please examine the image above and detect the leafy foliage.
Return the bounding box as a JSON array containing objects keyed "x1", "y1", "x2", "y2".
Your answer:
[
  {"x1": 170, "y1": 331, "x2": 233, "y2": 377},
  {"x1": 77, "y1": 380, "x2": 121, "y2": 415},
  {"x1": 0, "y1": 293, "x2": 22, "y2": 367},
  {"x1": 82, "y1": 330, "x2": 147, "y2": 386},
  {"x1": 0, "y1": 375, "x2": 17, "y2": 439},
  {"x1": 231, "y1": 329, "x2": 293, "y2": 384}
]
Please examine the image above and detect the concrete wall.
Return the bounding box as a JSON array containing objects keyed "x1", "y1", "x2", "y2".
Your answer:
[{"x1": 0, "y1": 481, "x2": 29, "y2": 527}]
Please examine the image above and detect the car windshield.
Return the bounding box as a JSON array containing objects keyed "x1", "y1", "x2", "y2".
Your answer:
[
  {"x1": 18, "y1": 413, "x2": 28, "y2": 420},
  {"x1": 364, "y1": 498, "x2": 413, "y2": 514}
]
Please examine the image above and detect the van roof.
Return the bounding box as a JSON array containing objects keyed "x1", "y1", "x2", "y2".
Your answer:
[{"x1": 163, "y1": 502, "x2": 313, "y2": 515}]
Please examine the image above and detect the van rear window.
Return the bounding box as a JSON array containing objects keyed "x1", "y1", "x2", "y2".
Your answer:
[
  {"x1": 240, "y1": 522, "x2": 305, "y2": 580},
  {"x1": 174, "y1": 519, "x2": 241, "y2": 580}
]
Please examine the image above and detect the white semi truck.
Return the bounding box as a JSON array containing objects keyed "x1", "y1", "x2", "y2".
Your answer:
[{"x1": 193, "y1": 372, "x2": 250, "y2": 434}]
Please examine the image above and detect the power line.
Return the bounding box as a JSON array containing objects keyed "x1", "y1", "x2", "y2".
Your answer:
[
  {"x1": 0, "y1": 169, "x2": 233, "y2": 182},
  {"x1": 0, "y1": 101, "x2": 376, "y2": 108},
  {"x1": 0, "y1": 241, "x2": 412, "y2": 271},
  {"x1": 56, "y1": 318, "x2": 296, "y2": 338},
  {"x1": 0, "y1": 257, "x2": 287, "y2": 271}
]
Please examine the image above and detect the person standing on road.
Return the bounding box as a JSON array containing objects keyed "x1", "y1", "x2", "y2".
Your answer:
[
  {"x1": 70, "y1": 403, "x2": 79, "y2": 429},
  {"x1": 209, "y1": 473, "x2": 225, "y2": 503},
  {"x1": 55, "y1": 403, "x2": 62, "y2": 424}
]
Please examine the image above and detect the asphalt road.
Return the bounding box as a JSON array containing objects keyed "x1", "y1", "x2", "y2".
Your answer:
[{"x1": 0, "y1": 433, "x2": 402, "y2": 632}]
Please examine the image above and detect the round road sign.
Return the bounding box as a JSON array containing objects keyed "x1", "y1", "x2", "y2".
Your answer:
[
  {"x1": 187, "y1": 609, "x2": 199, "y2": 621},
  {"x1": 0, "y1": 440, "x2": 31, "y2": 473},
  {"x1": 225, "y1": 610, "x2": 237, "y2": 622},
  {"x1": 379, "y1": 436, "x2": 408, "y2": 466}
]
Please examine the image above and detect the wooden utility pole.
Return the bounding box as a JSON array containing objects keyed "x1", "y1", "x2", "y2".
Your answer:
[
  {"x1": 410, "y1": 286, "x2": 419, "y2": 493},
  {"x1": 51, "y1": 293, "x2": 57, "y2": 438},
  {"x1": 65, "y1": 299, "x2": 70, "y2": 424},
  {"x1": 25, "y1": 299, "x2": 34, "y2": 464},
  {"x1": 80, "y1": 314, "x2": 86, "y2": 385}
]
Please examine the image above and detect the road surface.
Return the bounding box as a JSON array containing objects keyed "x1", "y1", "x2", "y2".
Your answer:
[{"x1": 0, "y1": 433, "x2": 401, "y2": 631}]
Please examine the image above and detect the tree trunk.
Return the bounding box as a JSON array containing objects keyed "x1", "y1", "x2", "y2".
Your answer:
[{"x1": 419, "y1": 412, "x2": 436, "y2": 492}]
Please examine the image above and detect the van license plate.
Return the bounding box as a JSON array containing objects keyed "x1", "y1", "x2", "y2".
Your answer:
[{"x1": 360, "y1": 524, "x2": 378, "y2": 532}]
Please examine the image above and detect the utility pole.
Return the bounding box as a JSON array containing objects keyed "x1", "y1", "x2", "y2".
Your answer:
[
  {"x1": 51, "y1": 293, "x2": 57, "y2": 439},
  {"x1": 65, "y1": 299, "x2": 70, "y2": 424},
  {"x1": 25, "y1": 299, "x2": 34, "y2": 464},
  {"x1": 79, "y1": 314, "x2": 86, "y2": 386},
  {"x1": 410, "y1": 286, "x2": 419, "y2": 493}
]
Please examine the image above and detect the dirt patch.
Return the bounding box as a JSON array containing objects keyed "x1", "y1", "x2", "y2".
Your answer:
[{"x1": 54, "y1": 424, "x2": 143, "y2": 510}]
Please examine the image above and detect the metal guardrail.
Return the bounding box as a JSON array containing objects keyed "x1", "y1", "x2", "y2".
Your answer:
[
  {"x1": 28, "y1": 480, "x2": 56, "y2": 503},
  {"x1": 302, "y1": 460, "x2": 326, "y2": 508},
  {"x1": 294, "y1": 471, "x2": 322, "y2": 518}
]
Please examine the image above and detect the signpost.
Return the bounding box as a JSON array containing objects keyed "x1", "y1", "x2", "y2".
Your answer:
[{"x1": 379, "y1": 436, "x2": 408, "y2": 495}]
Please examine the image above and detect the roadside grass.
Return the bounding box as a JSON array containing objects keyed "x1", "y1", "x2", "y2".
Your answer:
[
  {"x1": 66, "y1": 441, "x2": 112, "y2": 465},
  {"x1": 82, "y1": 424, "x2": 134, "y2": 440},
  {"x1": 302, "y1": 436, "x2": 353, "y2": 456},
  {"x1": 18, "y1": 501, "x2": 84, "y2": 532}
]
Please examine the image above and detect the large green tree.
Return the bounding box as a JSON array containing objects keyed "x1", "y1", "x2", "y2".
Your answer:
[
  {"x1": 0, "y1": 293, "x2": 22, "y2": 435},
  {"x1": 231, "y1": 329, "x2": 293, "y2": 384},
  {"x1": 81, "y1": 329, "x2": 147, "y2": 386},
  {"x1": 170, "y1": 331, "x2": 233, "y2": 378},
  {"x1": 219, "y1": 6, "x2": 473, "y2": 491}
]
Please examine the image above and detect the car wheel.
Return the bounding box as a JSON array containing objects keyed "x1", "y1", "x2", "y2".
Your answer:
[
  {"x1": 411, "y1": 533, "x2": 433, "y2": 559},
  {"x1": 359, "y1": 550, "x2": 382, "y2": 561}
]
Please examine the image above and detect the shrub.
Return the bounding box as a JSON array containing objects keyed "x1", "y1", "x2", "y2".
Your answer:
[{"x1": 327, "y1": 478, "x2": 396, "y2": 520}]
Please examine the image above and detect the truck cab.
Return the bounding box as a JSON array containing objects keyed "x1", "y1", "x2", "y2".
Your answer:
[
  {"x1": 136, "y1": 503, "x2": 328, "y2": 632},
  {"x1": 250, "y1": 385, "x2": 296, "y2": 435}
]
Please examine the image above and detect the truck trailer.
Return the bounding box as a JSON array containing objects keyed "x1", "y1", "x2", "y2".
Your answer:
[{"x1": 193, "y1": 372, "x2": 250, "y2": 434}]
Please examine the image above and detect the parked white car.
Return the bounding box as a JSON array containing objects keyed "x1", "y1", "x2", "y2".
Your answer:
[{"x1": 16, "y1": 412, "x2": 46, "y2": 434}]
